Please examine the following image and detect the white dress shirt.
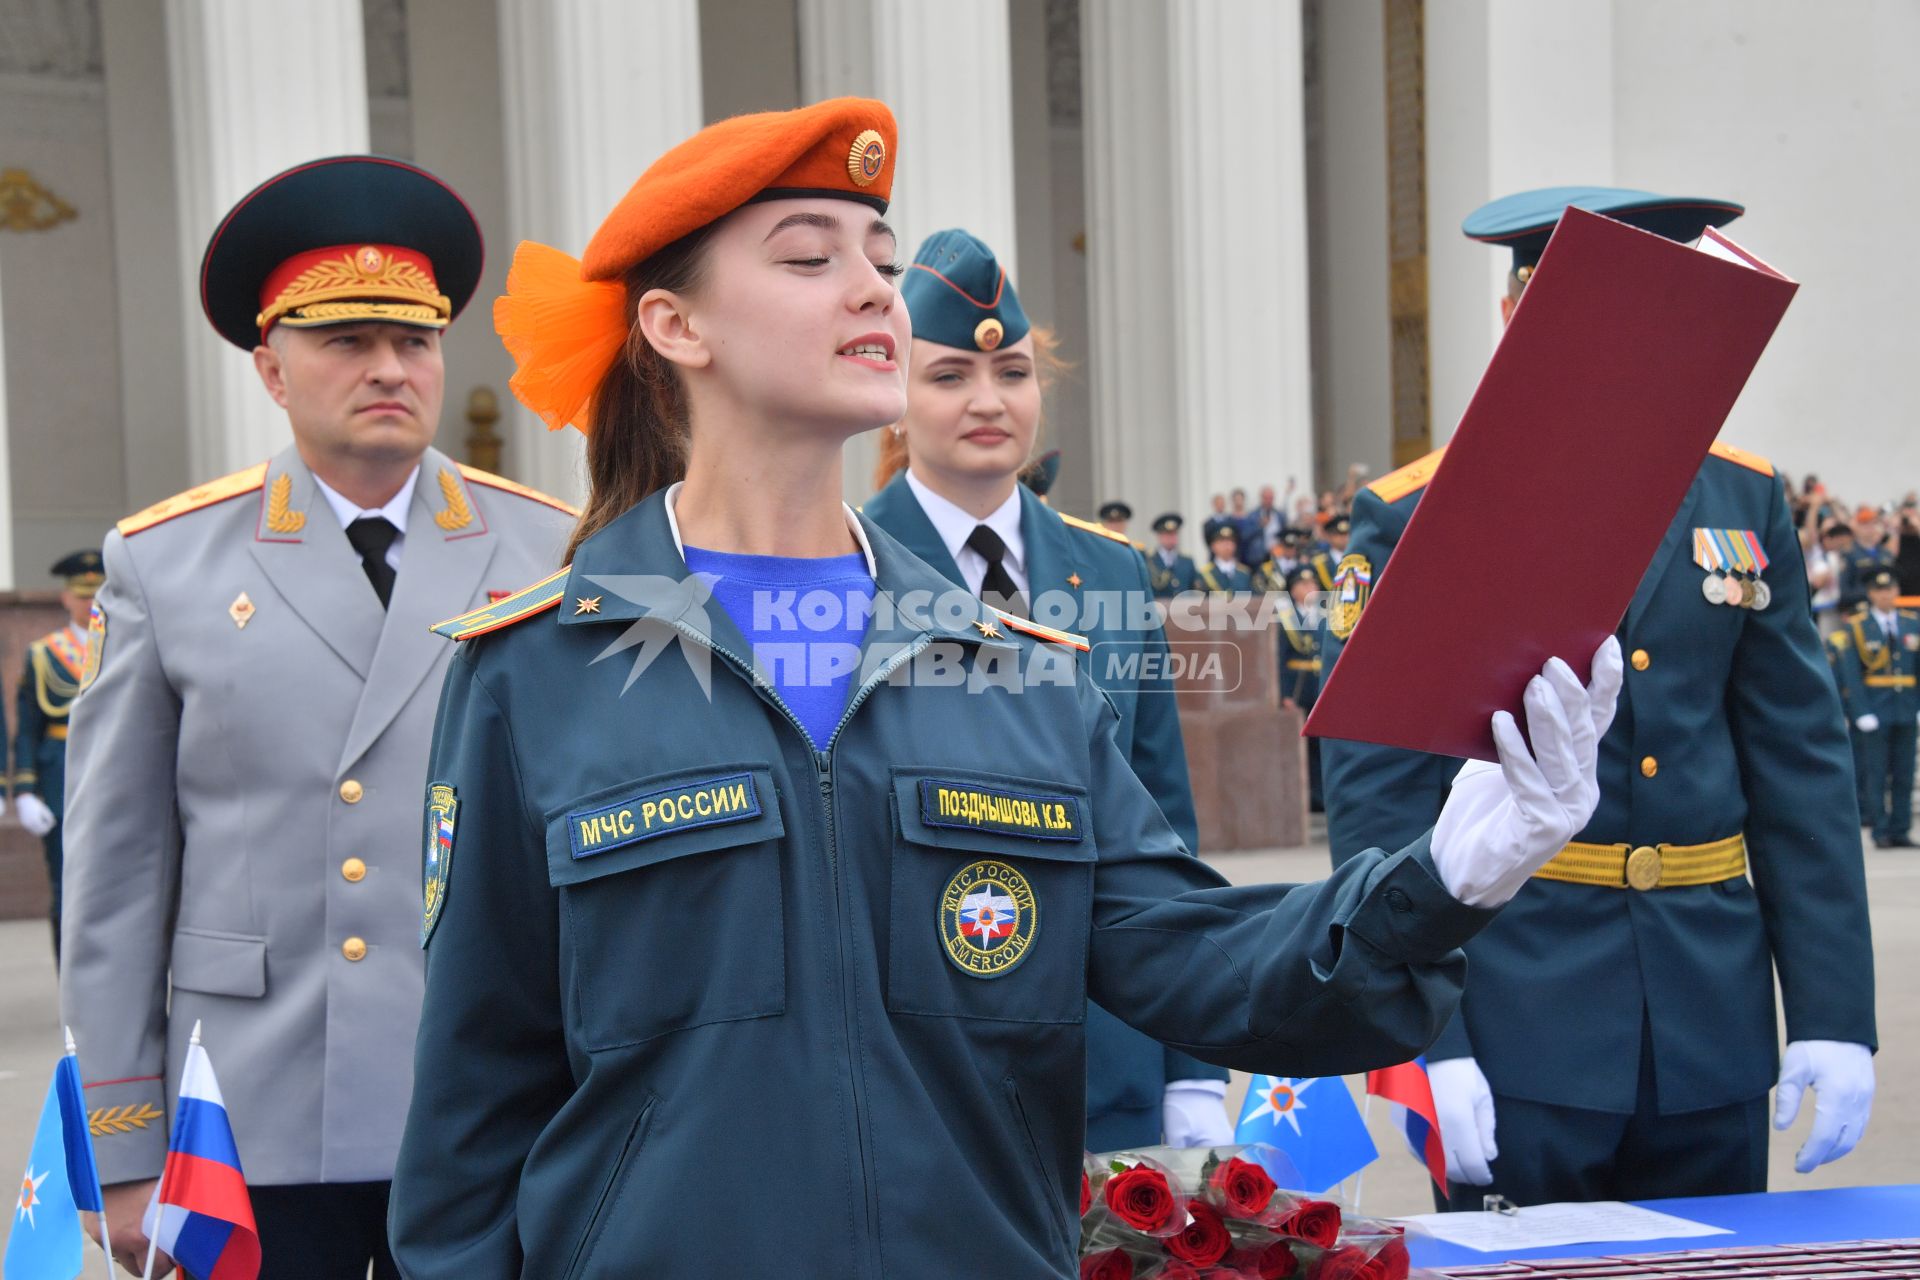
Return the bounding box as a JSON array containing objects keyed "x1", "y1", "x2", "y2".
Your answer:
[
  {"x1": 905, "y1": 469, "x2": 1029, "y2": 597},
  {"x1": 1875, "y1": 609, "x2": 1900, "y2": 639},
  {"x1": 313, "y1": 465, "x2": 419, "y2": 572}
]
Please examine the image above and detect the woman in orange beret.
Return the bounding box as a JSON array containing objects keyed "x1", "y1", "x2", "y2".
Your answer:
[{"x1": 391, "y1": 99, "x2": 1614, "y2": 1277}]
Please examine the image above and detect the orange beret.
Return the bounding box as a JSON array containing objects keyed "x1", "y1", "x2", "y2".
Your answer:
[
  {"x1": 496, "y1": 97, "x2": 898, "y2": 434},
  {"x1": 582, "y1": 97, "x2": 896, "y2": 281}
]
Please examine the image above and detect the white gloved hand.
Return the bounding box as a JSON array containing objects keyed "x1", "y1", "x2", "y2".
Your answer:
[
  {"x1": 14, "y1": 793, "x2": 55, "y2": 837},
  {"x1": 1161, "y1": 1079, "x2": 1234, "y2": 1148},
  {"x1": 1855, "y1": 714, "x2": 1881, "y2": 733},
  {"x1": 1431, "y1": 639, "x2": 1623, "y2": 907},
  {"x1": 1774, "y1": 1040, "x2": 1875, "y2": 1173},
  {"x1": 1429, "y1": 1057, "x2": 1498, "y2": 1185}
]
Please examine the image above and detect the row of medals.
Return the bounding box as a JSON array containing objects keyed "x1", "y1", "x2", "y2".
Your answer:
[{"x1": 1703, "y1": 571, "x2": 1770, "y2": 611}]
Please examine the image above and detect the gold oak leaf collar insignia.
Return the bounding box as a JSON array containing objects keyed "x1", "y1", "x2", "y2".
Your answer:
[
  {"x1": 433, "y1": 467, "x2": 474, "y2": 531},
  {"x1": 264, "y1": 472, "x2": 305, "y2": 534}
]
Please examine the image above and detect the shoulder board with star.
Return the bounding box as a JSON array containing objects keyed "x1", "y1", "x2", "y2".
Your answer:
[
  {"x1": 989, "y1": 608, "x2": 1089, "y2": 652},
  {"x1": 1707, "y1": 440, "x2": 1773, "y2": 477},
  {"x1": 430, "y1": 567, "x2": 570, "y2": 640},
  {"x1": 1366, "y1": 447, "x2": 1447, "y2": 504},
  {"x1": 117, "y1": 463, "x2": 269, "y2": 537},
  {"x1": 1056, "y1": 512, "x2": 1133, "y2": 546},
  {"x1": 455, "y1": 464, "x2": 581, "y2": 517}
]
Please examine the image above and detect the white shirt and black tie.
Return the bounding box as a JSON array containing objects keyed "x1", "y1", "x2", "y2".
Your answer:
[
  {"x1": 905, "y1": 469, "x2": 1029, "y2": 617},
  {"x1": 314, "y1": 466, "x2": 418, "y2": 608}
]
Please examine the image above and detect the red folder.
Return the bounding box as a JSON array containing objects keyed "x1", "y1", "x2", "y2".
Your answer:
[{"x1": 1304, "y1": 208, "x2": 1798, "y2": 760}]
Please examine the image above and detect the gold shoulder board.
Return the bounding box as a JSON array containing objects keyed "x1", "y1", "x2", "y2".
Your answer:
[
  {"x1": 117, "y1": 463, "x2": 269, "y2": 537},
  {"x1": 1366, "y1": 447, "x2": 1447, "y2": 504},
  {"x1": 1708, "y1": 440, "x2": 1774, "y2": 477},
  {"x1": 430, "y1": 567, "x2": 571, "y2": 640},
  {"x1": 991, "y1": 608, "x2": 1090, "y2": 652},
  {"x1": 1057, "y1": 512, "x2": 1133, "y2": 546},
  {"x1": 455, "y1": 464, "x2": 582, "y2": 517}
]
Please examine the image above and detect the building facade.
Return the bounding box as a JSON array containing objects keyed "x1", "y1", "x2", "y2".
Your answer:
[{"x1": 0, "y1": 0, "x2": 1914, "y2": 589}]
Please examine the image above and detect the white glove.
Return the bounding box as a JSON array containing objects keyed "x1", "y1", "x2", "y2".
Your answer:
[
  {"x1": 1429, "y1": 1057, "x2": 1498, "y2": 1185},
  {"x1": 14, "y1": 793, "x2": 55, "y2": 837},
  {"x1": 1774, "y1": 1040, "x2": 1875, "y2": 1173},
  {"x1": 1161, "y1": 1079, "x2": 1234, "y2": 1148},
  {"x1": 1856, "y1": 714, "x2": 1881, "y2": 733},
  {"x1": 1431, "y1": 639, "x2": 1623, "y2": 907}
]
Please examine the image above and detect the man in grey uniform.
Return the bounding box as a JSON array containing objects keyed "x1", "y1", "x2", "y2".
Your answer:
[{"x1": 60, "y1": 155, "x2": 575, "y2": 1277}]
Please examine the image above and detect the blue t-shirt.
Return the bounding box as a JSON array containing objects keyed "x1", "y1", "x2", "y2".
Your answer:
[{"x1": 682, "y1": 545, "x2": 875, "y2": 749}]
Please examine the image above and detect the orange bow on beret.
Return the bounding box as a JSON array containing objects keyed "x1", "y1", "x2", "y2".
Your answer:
[{"x1": 495, "y1": 97, "x2": 897, "y2": 434}]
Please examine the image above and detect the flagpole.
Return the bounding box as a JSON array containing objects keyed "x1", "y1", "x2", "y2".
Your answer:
[
  {"x1": 67, "y1": 1026, "x2": 115, "y2": 1280},
  {"x1": 142, "y1": 1020, "x2": 200, "y2": 1280},
  {"x1": 1350, "y1": 1090, "x2": 1374, "y2": 1213}
]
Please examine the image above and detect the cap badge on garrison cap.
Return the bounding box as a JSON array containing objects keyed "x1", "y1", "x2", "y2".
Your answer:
[{"x1": 974, "y1": 318, "x2": 1004, "y2": 351}]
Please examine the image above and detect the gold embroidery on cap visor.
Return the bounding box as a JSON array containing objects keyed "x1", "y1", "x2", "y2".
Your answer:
[
  {"x1": 848, "y1": 129, "x2": 887, "y2": 187},
  {"x1": 974, "y1": 317, "x2": 1005, "y2": 351},
  {"x1": 256, "y1": 247, "x2": 452, "y2": 333}
]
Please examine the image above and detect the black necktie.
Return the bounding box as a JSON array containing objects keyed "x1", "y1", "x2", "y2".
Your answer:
[
  {"x1": 346, "y1": 516, "x2": 399, "y2": 608},
  {"x1": 965, "y1": 523, "x2": 1028, "y2": 619}
]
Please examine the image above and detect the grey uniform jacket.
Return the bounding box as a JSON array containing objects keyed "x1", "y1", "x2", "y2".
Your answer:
[{"x1": 60, "y1": 444, "x2": 574, "y2": 1186}]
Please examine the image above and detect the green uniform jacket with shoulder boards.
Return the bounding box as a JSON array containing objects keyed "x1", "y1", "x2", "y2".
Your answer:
[
  {"x1": 390, "y1": 488, "x2": 1498, "y2": 1279},
  {"x1": 12, "y1": 622, "x2": 86, "y2": 811},
  {"x1": 1832, "y1": 607, "x2": 1920, "y2": 720},
  {"x1": 59, "y1": 446, "x2": 575, "y2": 1185},
  {"x1": 1321, "y1": 443, "x2": 1875, "y2": 1115},
  {"x1": 861, "y1": 473, "x2": 1224, "y2": 1151}
]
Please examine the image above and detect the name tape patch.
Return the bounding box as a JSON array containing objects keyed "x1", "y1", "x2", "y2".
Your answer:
[
  {"x1": 569, "y1": 773, "x2": 760, "y2": 859},
  {"x1": 917, "y1": 779, "x2": 1082, "y2": 842}
]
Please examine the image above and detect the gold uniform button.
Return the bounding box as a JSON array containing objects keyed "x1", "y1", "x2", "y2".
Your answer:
[
  {"x1": 1631, "y1": 648, "x2": 1650, "y2": 671},
  {"x1": 341, "y1": 936, "x2": 367, "y2": 962},
  {"x1": 339, "y1": 779, "x2": 363, "y2": 804},
  {"x1": 1640, "y1": 755, "x2": 1659, "y2": 778},
  {"x1": 341, "y1": 858, "x2": 367, "y2": 883}
]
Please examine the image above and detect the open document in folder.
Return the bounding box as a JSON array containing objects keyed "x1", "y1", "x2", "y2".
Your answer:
[{"x1": 1304, "y1": 208, "x2": 1798, "y2": 761}]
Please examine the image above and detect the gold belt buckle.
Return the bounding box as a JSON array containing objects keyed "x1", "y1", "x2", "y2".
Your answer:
[{"x1": 1625, "y1": 845, "x2": 1663, "y2": 891}]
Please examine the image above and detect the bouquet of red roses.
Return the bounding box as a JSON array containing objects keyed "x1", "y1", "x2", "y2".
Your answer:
[{"x1": 1077, "y1": 1144, "x2": 1416, "y2": 1280}]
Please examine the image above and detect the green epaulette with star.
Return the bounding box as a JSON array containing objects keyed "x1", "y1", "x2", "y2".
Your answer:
[{"x1": 430, "y1": 567, "x2": 570, "y2": 641}]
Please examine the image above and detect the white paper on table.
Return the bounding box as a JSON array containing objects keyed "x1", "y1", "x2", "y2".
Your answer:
[{"x1": 1397, "y1": 1201, "x2": 1733, "y2": 1253}]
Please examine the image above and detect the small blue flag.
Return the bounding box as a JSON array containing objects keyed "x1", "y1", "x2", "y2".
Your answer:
[
  {"x1": 5, "y1": 1057, "x2": 96, "y2": 1279},
  {"x1": 1235, "y1": 1075, "x2": 1378, "y2": 1193}
]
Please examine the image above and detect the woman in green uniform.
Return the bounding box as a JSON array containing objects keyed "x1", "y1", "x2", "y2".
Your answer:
[{"x1": 389, "y1": 98, "x2": 1617, "y2": 1278}]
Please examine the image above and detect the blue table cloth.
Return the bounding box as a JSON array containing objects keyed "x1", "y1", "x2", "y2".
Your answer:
[{"x1": 1407, "y1": 1184, "x2": 1920, "y2": 1269}]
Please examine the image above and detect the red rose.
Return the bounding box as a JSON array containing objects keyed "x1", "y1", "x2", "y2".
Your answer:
[
  {"x1": 1230, "y1": 1241, "x2": 1300, "y2": 1279},
  {"x1": 1272, "y1": 1199, "x2": 1342, "y2": 1248},
  {"x1": 1105, "y1": 1166, "x2": 1178, "y2": 1232},
  {"x1": 1166, "y1": 1200, "x2": 1231, "y2": 1267},
  {"x1": 1083, "y1": 1172, "x2": 1094, "y2": 1217},
  {"x1": 1358, "y1": 1237, "x2": 1409, "y2": 1280},
  {"x1": 1309, "y1": 1246, "x2": 1369, "y2": 1280},
  {"x1": 1154, "y1": 1263, "x2": 1203, "y2": 1280},
  {"x1": 1081, "y1": 1249, "x2": 1135, "y2": 1280},
  {"x1": 1208, "y1": 1157, "x2": 1278, "y2": 1218}
]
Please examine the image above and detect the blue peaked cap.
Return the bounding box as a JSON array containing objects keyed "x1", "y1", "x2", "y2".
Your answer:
[
  {"x1": 901, "y1": 228, "x2": 1031, "y2": 352},
  {"x1": 1464, "y1": 186, "x2": 1745, "y2": 271}
]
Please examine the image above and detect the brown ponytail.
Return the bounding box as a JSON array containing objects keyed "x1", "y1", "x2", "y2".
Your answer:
[
  {"x1": 868, "y1": 325, "x2": 1074, "y2": 494},
  {"x1": 563, "y1": 224, "x2": 719, "y2": 563}
]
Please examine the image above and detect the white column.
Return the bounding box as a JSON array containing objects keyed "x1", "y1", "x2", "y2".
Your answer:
[
  {"x1": 0, "y1": 250, "x2": 16, "y2": 588},
  {"x1": 1084, "y1": 0, "x2": 1315, "y2": 531},
  {"x1": 1425, "y1": 0, "x2": 1614, "y2": 444},
  {"x1": 496, "y1": 0, "x2": 704, "y2": 506},
  {"x1": 799, "y1": 0, "x2": 1018, "y2": 503},
  {"x1": 165, "y1": 0, "x2": 370, "y2": 478}
]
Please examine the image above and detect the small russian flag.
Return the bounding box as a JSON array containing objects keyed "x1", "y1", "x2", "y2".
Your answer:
[
  {"x1": 144, "y1": 1025, "x2": 259, "y2": 1280},
  {"x1": 1365, "y1": 1056, "x2": 1448, "y2": 1193}
]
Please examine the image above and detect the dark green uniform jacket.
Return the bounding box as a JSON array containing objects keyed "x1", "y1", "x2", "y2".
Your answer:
[
  {"x1": 12, "y1": 623, "x2": 83, "y2": 816},
  {"x1": 845, "y1": 473, "x2": 1224, "y2": 1151},
  {"x1": 1148, "y1": 548, "x2": 1199, "y2": 598},
  {"x1": 390, "y1": 490, "x2": 1496, "y2": 1279},
  {"x1": 1322, "y1": 445, "x2": 1875, "y2": 1116}
]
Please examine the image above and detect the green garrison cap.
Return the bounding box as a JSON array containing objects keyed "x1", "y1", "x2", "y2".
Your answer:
[
  {"x1": 1463, "y1": 186, "x2": 1745, "y2": 274},
  {"x1": 901, "y1": 228, "x2": 1030, "y2": 352}
]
